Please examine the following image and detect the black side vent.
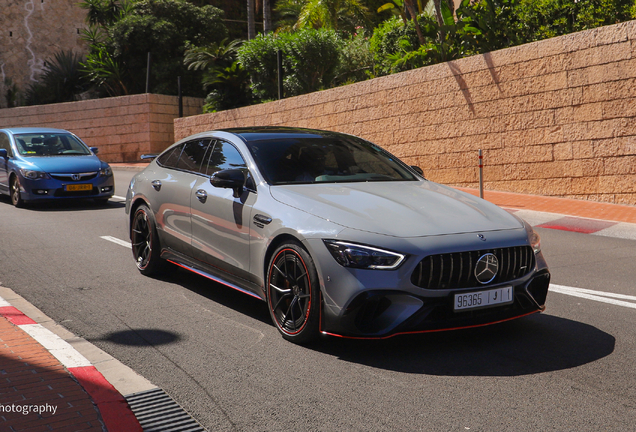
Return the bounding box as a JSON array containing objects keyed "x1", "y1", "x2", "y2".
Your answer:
[
  {"x1": 411, "y1": 246, "x2": 535, "y2": 290},
  {"x1": 125, "y1": 388, "x2": 207, "y2": 432}
]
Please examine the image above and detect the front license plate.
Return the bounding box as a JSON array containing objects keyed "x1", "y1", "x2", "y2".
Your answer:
[
  {"x1": 65, "y1": 184, "x2": 92, "y2": 192},
  {"x1": 454, "y1": 286, "x2": 513, "y2": 311}
]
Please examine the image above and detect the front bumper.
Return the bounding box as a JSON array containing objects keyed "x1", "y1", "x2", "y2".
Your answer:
[
  {"x1": 18, "y1": 174, "x2": 114, "y2": 201},
  {"x1": 304, "y1": 230, "x2": 551, "y2": 339}
]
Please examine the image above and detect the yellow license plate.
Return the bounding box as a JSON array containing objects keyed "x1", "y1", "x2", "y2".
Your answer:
[{"x1": 65, "y1": 184, "x2": 93, "y2": 192}]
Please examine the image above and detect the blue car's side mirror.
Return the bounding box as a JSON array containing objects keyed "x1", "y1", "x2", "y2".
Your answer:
[
  {"x1": 90, "y1": 147, "x2": 99, "y2": 154},
  {"x1": 0, "y1": 149, "x2": 7, "y2": 159}
]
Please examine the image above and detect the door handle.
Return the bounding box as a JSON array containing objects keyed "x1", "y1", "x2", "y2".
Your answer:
[
  {"x1": 195, "y1": 189, "x2": 207, "y2": 203},
  {"x1": 151, "y1": 180, "x2": 162, "y2": 191}
]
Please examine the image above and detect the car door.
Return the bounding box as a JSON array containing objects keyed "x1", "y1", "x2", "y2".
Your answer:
[
  {"x1": 190, "y1": 139, "x2": 257, "y2": 285},
  {"x1": 149, "y1": 139, "x2": 211, "y2": 254},
  {"x1": 0, "y1": 132, "x2": 11, "y2": 192}
]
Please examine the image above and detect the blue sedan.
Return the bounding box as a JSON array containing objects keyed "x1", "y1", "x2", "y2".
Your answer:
[{"x1": 0, "y1": 127, "x2": 114, "y2": 207}]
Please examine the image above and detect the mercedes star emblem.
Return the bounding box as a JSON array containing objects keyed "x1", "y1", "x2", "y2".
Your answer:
[{"x1": 474, "y1": 253, "x2": 499, "y2": 284}]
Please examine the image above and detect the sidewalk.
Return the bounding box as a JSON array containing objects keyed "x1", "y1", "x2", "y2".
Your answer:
[{"x1": 3, "y1": 170, "x2": 636, "y2": 430}]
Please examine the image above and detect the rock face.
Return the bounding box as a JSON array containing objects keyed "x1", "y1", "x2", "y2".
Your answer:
[{"x1": 0, "y1": 0, "x2": 88, "y2": 106}]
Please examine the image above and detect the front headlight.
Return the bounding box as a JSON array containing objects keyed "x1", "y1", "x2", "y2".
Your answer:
[
  {"x1": 99, "y1": 166, "x2": 113, "y2": 176},
  {"x1": 323, "y1": 240, "x2": 406, "y2": 270},
  {"x1": 20, "y1": 168, "x2": 49, "y2": 180},
  {"x1": 530, "y1": 229, "x2": 541, "y2": 254}
]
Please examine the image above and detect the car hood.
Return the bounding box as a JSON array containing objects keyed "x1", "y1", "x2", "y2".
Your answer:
[
  {"x1": 20, "y1": 155, "x2": 102, "y2": 173},
  {"x1": 269, "y1": 181, "x2": 523, "y2": 238}
]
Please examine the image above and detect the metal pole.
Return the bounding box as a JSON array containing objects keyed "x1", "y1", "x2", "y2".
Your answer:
[
  {"x1": 145, "y1": 52, "x2": 151, "y2": 93},
  {"x1": 178, "y1": 76, "x2": 183, "y2": 118},
  {"x1": 478, "y1": 149, "x2": 484, "y2": 199},
  {"x1": 277, "y1": 50, "x2": 283, "y2": 100}
]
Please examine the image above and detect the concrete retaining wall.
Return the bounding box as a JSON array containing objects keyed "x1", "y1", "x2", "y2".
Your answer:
[
  {"x1": 0, "y1": 94, "x2": 202, "y2": 162},
  {"x1": 175, "y1": 21, "x2": 636, "y2": 206}
]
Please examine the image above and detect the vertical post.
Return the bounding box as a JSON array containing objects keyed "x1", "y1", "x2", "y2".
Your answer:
[
  {"x1": 277, "y1": 50, "x2": 283, "y2": 100},
  {"x1": 178, "y1": 76, "x2": 183, "y2": 118},
  {"x1": 478, "y1": 149, "x2": 484, "y2": 199},
  {"x1": 145, "y1": 52, "x2": 151, "y2": 93}
]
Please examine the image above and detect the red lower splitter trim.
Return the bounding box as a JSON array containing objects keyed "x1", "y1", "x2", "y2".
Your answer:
[
  {"x1": 321, "y1": 310, "x2": 542, "y2": 340},
  {"x1": 69, "y1": 366, "x2": 142, "y2": 432},
  {"x1": 0, "y1": 306, "x2": 37, "y2": 325}
]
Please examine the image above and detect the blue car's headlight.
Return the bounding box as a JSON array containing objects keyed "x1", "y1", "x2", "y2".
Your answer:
[
  {"x1": 99, "y1": 166, "x2": 113, "y2": 176},
  {"x1": 323, "y1": 240, "x2": 406, "y2": 270},
  {"x1": 20, "y1": 168, "x2": 50, "y2": 180}
]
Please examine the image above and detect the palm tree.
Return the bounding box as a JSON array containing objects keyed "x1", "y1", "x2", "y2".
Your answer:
[
  {"x1": 247, "y1": 0, "x2": 256, "y2": 39},
  {"x1": 294, "y1": 0, "x2": 370, "y2": 31}
]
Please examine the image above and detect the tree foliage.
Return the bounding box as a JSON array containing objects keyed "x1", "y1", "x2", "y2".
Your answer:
[{"x1": 25, "y1": 51, "x2": 90, "y2": 105}]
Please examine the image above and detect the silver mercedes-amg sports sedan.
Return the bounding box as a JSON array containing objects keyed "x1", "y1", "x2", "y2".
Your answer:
[{"x1": 125, "y1": 127, "x2": 550, "y2": 343}]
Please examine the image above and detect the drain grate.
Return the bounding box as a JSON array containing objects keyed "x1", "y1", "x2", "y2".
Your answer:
[{"x1": 125, "y1": 388, "x2": 207, "y2": 432}]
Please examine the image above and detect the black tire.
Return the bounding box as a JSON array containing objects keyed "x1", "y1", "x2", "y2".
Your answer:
[
  {"x1": 267, "y1": 241, "x2": 320, "y2": 343},
  {"x1": 10, "y1": 175, "x2": 24, "y2": 208},
  {"x1": 131, "y1": 204, "x2": 163, "y2": 276}
]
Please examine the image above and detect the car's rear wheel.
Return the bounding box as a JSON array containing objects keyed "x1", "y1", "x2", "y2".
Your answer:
[
  {"x1": 10, "y1": 175, "x2": 24, "y2": 208},
  {"x1": 267, "y1": 241, "x2": 320, "y2": 343},
  {"x1": 131, "y1": 204, "x2": 162, "y2": 275}
]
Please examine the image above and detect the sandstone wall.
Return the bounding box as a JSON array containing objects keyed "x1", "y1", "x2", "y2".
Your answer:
[
  {"x1": 175, "y1": 21, "x2": 636, "y2": 206},
  {"x1": 0, "y1": 94, "x2": 203, "y2": 162},
  {"x1": 0, "y1": 0, "x2": 88, "y2": 107}
]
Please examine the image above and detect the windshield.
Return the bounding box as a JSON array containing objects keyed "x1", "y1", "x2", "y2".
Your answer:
[
  {"x1": 247, "y1": 135, "x2": 418, "y2": 185},
  {"x1": 14, "y1": 133, "x2": 92, "y2": 157}
]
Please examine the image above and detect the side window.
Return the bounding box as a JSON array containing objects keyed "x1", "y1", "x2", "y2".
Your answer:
[
  {"x1": 0, "y1": 133, "x2": 12, "y2": 157},
  {"x1": 156, "y1": 144, "x2": 184, "y2": 169},
  {"x1": 176, "y1": 139, "x2": 211, "y2": 173},
  {"x1": 205, "y1": 140, "x2": 247, "y2": 175}
]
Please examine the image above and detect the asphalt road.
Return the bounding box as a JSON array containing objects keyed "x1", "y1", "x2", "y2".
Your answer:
[{"x1": 0, "y1": 169, "x2": 634, "y2": 431}]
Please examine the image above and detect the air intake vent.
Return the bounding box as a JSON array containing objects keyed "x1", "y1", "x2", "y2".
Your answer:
[
  {"x1": 411, "y1": 246, "x2": 535, "y2": 290},
  {"x1": 125, "y1": 388, "x2": 207, "y2": 432}
]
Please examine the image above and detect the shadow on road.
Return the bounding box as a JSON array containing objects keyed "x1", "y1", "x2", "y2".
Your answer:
[
  {"x1": 132, "y1": 262, "x2": 615, "y2": 377},
  {"x1": 312, "y1": 313, "x2": 615, "y2": 376},
  {"x1": 99, "y1": 329, "x2": 183, "y2": 346},
  {"x1": 0, "y1": 194, "x2": 124, "y2": 211}
]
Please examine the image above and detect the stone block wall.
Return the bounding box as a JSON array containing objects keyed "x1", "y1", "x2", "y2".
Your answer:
[
  {"x1": 0, "y1": 0, "x2": 88, "y2": 107},
  {"x1": 175, "y1": 21, "x2": 636, "y2": 206},
  {"x1": 0, "y1": 94, "x2": 203, "y2": 162}
]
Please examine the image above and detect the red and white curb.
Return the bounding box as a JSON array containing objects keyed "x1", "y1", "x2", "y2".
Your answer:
[
  {"x1": 0, "y1": 296, "x2": 143, "y2": 432},
  {"x1": 507, "y1": 209, "x2": 636, "y2": 240}
]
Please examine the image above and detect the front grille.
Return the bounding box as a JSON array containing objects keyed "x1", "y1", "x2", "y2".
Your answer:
[
  {"x1": 411, "y1": 246, "x2": 535, "y2": 290},
  {"x1": 50, "y1": 172, "x2": 98, "y2": 181}
]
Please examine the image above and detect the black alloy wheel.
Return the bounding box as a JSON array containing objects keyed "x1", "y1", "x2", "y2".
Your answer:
[
  {"x1": 10, "y1": 175, "x2": 23, "y2": 207},
  {"x1": 267, "y1": 241, "x2": 320, "y2": 343},
  {"x1": 131, "y1": 204, "x2": 162, "y2": 275}
]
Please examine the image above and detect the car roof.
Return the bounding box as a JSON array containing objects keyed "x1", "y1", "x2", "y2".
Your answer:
[
  {"x1": 218, "y1": 127, "x2": 348, "y2": 143},
  {"x1": 0, "y1": 127, "x2": 72, "y2": 134}
]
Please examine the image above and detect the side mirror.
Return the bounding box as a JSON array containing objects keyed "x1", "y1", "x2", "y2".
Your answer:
[
  {"x1": 210, "y1": 169, "x2": 246, "y2": 198},
  {"x1": 90, "y1": 147, "x2": 99, "y2": 154},
  {"x1": 0, "y1": 149, "x2": 7, "y2": 159},
  {"x1": 411, "y1": 165, "x2": 424, "y2": 176}
]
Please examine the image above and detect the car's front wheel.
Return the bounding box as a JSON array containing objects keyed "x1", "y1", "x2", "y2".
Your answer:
[
  {"x1": 267, "y1": 241, "x2": 320, "y2": 343},
  {"x1": 10, "y1": 175, "x2": 24, "y2": 208},
  {"x1": 131, "y1": 204, "x2": 162, "y2": 275}
]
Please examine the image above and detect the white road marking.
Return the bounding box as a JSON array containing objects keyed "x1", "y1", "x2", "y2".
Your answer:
[
  {"x1": 100, "y1": 235, "x2": 131, "y2": 248},
  {"x1": 550, "y1": 284, "x2": 636, "y2": 309},
  {"x1": 112, "y1": 195, "x2": 127, "y2": 201}
]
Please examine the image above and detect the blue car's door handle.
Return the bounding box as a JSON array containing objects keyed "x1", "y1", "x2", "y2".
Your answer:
[{"x1": 151, "y1": 180, "x2": 162, "y2": 191}]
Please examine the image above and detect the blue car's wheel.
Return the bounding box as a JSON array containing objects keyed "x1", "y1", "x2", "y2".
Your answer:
[
  {"x1": 10, "y1": 175, "x2": 24, "y2": 208},
  {"x1": 267, "y1": 241, "x2": 320, "y2": 343},
  {"x1": 131, "y1": 205, "x2": 162, "y2": 276}
]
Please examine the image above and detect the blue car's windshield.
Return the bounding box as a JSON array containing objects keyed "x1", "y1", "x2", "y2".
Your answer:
[
  {"x1": 14, "y1": 133, "x2": 91, "y2": 156},
  {"x1": 247, "y1": 135, "x2": 418, "y2": 185}
]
